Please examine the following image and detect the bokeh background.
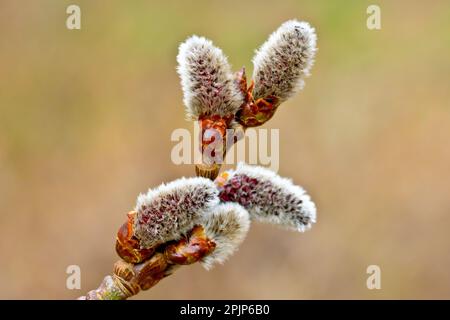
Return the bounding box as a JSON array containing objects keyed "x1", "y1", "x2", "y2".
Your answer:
[{"x1": 1, "y1": 0, "x2": 449, "y2": 299}]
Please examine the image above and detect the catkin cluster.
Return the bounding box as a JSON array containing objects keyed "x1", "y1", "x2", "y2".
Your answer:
[
  {"x1": 177, "y1": 19, "x2": 317, "y2": 123},
  {"x1": 133, "y1": 163, "x2": 316, "y2": 268}
]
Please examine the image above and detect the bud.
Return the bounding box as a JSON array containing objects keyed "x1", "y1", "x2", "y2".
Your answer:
[
  {"x1": 200, "y1": 203, "x2": 250, "y2": 270},
  {"x1": 177, "y1": 36, "x2": 244, "y2": 120},
  {"x1": 133, "y1": 177, "x2": 219, "y2": 248},
  {"x1": 252, "y1": 20, "x2": 317, "y2": 104},
  {"x1": 177, "y1": 36, "x2": 245, "y2": 179},
  {"x1": 217, "y1": 163, "x2": 316, "y2": 232}
]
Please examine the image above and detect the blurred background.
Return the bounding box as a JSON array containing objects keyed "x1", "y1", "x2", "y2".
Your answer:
[{"x1": 1, "y1": 0, "x2": 449, "y2": 299}]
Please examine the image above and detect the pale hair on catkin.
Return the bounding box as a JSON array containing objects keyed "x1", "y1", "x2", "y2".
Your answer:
[
  {"x1": 252, "y1": 20, "x2": 317, "y2": 104},
  {"x1": 177, "y1": 36, "x2": 244, "y2": 120},
  {"x1": 200, "y1": 202, "x2": 250, "y2": 270},
  {"x1": 218, "y1": 163, "x2": 316, "y2": 232},
  {"x1": 134, "y1": 177, "x2": 219, "y2": 248}
]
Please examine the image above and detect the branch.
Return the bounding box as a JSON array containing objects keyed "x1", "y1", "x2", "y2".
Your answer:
[
  {"x1": 79, "y1": 19, "x2": 318, "y2": 300},
  {"x1": 79, "y1": 226, "x2": 214, "y2": 300}
]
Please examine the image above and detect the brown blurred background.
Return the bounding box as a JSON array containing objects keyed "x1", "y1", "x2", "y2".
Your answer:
[{"x1": 1, "y1": 0, "x2": 449, "y2": 299}]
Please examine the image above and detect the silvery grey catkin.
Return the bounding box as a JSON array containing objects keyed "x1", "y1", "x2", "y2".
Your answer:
[
  {"x1": 200, "y1": 202, "x2": 250, "y2": 270},
  {"x1": 217, "y1": 163, "x2": 316, "y2": 232},
  {"x1": 177, "y1": 36, "x2": 244, "y2": 120},
  {"x1": 134, "y1": 177, "x2": 219, "y2": 248},
  {"x1": 252, "y1": 20, "x2": 317, "y2": 104}
]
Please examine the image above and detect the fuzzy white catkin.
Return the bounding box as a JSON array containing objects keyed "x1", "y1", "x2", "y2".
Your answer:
[
  {"x1": 200, "y1": 202, "x2": 250, "y2": 270},
  {"x1": 252, "y1": 20, "x2": 317, "y2": 103},
  {"x1": 133, "y1": 177, "x2": 219, "y2": 248},
  {"x1": 218, "y1": 163, "x2": 316, "y2": 232},
  {"x1": 177, "y1": 36, "x2": 244, "y2": 120}
]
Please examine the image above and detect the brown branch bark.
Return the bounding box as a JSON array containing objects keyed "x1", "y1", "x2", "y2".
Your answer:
[{"x1": 79, "y1": 225, "x2": 214, "y2": 300}]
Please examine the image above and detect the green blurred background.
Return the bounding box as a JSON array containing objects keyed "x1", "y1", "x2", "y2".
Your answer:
[{"x1": 1, "y1": 0, "x2": 449, "y2": 299}]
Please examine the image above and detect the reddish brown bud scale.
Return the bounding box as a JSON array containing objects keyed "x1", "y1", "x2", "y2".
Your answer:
[
  {"x1": 164, "y1": 225, "x2": 216, "y2": 265},
  {"x1": 235, "y1": 67, "x2": 248, "y2": 97},
  {"x1": 132, "y1": 254, "x2": 168, "y2": 290},
  {"x1": 115, "y1": 211, "x2": 155, "y2": 264},
  {"x1": 199, "y1": 114, "x2": 232, "y2": 139},
  {"x1": 234, "y1": 69, "x2": 279, "y2": 128},
  {"x1": 196, "y1": 114, "x2": 234, "y2": 180},
  {"x1": 113, "y1": 253, "x2": 168, "y2": 296}
]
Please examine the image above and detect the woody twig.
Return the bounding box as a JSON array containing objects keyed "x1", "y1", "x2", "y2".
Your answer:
[{"x1": 80, "y1": 19, "x2": 317, "y2": 300}]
